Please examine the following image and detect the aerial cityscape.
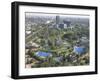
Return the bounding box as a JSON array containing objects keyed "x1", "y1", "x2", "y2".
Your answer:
[{"x1": 25, "y1": 13, "x2": 89, "y2": 68}]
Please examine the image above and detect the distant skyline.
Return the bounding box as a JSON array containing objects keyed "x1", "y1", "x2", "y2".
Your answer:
[{"x1": 25, "y1": 12, "x2": 90, "y2": 19}]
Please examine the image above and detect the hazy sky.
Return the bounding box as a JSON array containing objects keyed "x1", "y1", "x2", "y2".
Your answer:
[{"x1": 25, "y1": 12, "x2": 89, "y2": 19}]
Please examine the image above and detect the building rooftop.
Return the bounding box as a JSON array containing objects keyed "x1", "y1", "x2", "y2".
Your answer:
[
  {"x1": 35, "y1": 51, "x2": 52, "y2": 58},
  {"x1": 74, "y1": 46, "x2": 85, "y2": 54}
]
